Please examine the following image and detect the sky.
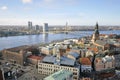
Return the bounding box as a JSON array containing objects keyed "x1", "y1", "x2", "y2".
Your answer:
[{"x1": 0, "y1": 0, "x2": 120, "y2": 25}]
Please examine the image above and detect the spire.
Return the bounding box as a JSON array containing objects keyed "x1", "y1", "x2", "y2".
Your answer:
[
  {"x1": 91, "y1": 22, "x2": 100, "y2": 42},
  {"x1": 95, "y1": 22, "x2": 99, "y2": 30}
]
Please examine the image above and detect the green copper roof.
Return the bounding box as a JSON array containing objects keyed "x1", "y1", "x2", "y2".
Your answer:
[{"x1": 44, "y1": 70, "x2": 73, "y2": 80}]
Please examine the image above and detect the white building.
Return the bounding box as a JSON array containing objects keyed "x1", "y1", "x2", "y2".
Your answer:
[
  {"x1": 41, "y1": 46, "x2": 53, "y2": 55},
  {"x1": 38, "y1": 55, "x2": 80, "y2": 80}
]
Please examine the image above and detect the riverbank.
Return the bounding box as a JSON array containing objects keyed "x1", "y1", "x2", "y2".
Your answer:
[{"x1": 0, "y1": 30, "x2": 120, "y2": 50}]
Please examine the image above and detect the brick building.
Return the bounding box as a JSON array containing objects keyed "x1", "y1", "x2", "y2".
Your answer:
[{"x1": 2, "y1": 46, "x2": 29, "y2": 65}]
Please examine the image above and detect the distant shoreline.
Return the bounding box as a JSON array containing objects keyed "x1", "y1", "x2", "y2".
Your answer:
[{"x1": 0, "y1": 30, "x2": 119, "y2": 38}]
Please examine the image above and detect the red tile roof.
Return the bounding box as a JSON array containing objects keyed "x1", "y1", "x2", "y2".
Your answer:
[
  {"x1": 28, "y1": 55, "x2": 43, "y2": 60},
  {"x1": 80, "y1": 58, "x2": 91, "y2": 65},
  {"x1": 99, "y1": 34, "x2": 106, "y2": 36},
  {"x1": 88, "y1": 47, "x2": 98, "y2": 52}
]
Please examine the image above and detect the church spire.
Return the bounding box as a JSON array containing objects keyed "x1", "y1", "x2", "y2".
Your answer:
[
  {"x1": 95, "y1": 22, "x2": 99, "y2": 30},
  {"x1": 91, "y1": 22, "x2": 100, "y2": 42}
]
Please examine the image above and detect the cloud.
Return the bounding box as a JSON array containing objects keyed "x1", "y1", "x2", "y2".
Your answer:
[
  {"x1": 43, "y1": 0, "x2": 54, "y2": 2},
  {"x1": 0, "y1": 6, "x2": 8, "y2": 10},
  {"x1": 22, "y1": 0, "x2": 32, "y2": 4}
]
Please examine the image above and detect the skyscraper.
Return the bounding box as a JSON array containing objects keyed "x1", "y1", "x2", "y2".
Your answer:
[
  {"x1": 43, "y1": 23, "x2": 48, "y2": 33},
  {"x1": 35, "y1": 25, "x2": 40, "y2": 30},
  {"x1": 28, "y1": 21, "x2": 33, "y2": 30}
]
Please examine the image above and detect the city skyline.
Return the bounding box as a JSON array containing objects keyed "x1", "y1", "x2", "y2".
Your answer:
[{"x1": 0, "y1": 0, "x2": 120, "y2": 25}]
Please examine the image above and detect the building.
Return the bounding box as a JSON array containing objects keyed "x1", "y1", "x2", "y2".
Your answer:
[
  {"x1": 43, "y1": 23, "x2": 48, "y2": 33},
  {"x1": 94, "y1": 54, "x2": 115, "y2": 71},
  {"x1": 28, "y1": 21, "x2": 33, "y2": 30},
  {"x1": 38, "y1": 54, "x2": 80, "y2": 80},
  {"x1": 92, "y1": 40, "x2": 110, "y2": 50},
  {"x1": 44, "y1": 69, "x2": 73, "y2": 80},
  {"x1": 91, "y1": 22, "x2": 111, "y2": 51},
  {"x1": 41, "y1": 46, "x2": 53, "y2": 55},
  {"x1": 27, "y1": 55, "x2": 44, "y2": 65},
  {"x1": 2, "y1": 46, "x2": 29, "y2": 65},
  {"x1": 0, "y1": 69, "x2": 4, "y2": 80},
  {"x1": 35, "y1": 25, "x2": 40, "y2": 30},
  {"x1": 80, "y1": 58, "x2": 92, "y2": 73}
]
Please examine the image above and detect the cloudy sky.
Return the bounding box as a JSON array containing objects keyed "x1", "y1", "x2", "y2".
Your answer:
[{"x1": 0, "y1": 0, "x2": 120, "y2": 25}]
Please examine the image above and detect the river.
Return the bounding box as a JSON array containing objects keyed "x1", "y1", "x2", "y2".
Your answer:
[{"x1": 0, "y1": 30, "x2": 120, "y2": 50}]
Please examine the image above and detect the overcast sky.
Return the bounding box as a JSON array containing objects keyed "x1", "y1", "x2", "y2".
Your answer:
[{"x1": 0, "y1": 0, "x2": 120, "y2": 25}]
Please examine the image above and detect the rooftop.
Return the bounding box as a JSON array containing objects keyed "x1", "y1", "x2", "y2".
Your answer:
[
  {"x1": 80, "y1": 58, "x2": 91, "y2": 65},
  {"x1": 28, "y1": 55, "x2": 44, "y2": 60},
  {"x1": 44, "y1": 69, "x2": 73, "y2": 80},
  {"x1": 95, "y1": 40, "x2": 107, "y2": 46},
  {"x1": 68, "y1": 51, "x2": 80, "y2": 59},
  {"x1": 4, "y1": 45, "x2": 30, "y2": 53},
  {"x1": 88, "y1": 47, "x2": 98, "y2": 53},
  {"x1": 102, "y1": 55, "x2": 115, "y2": 62},
  {"x1": 42, "y1": 55, "x2": 75, "y2": 66}
]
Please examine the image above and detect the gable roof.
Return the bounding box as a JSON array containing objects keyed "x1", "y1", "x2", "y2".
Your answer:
[
  {"x1": 80, "y1": 58, "x2": 91, "y2": 65},
  {"x1": 95, "y1": 40, "x2": 107, "y2": 46}
]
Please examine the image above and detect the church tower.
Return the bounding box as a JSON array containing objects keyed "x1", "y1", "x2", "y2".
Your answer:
[
  {"x1": 54, "y1": 45, "x2": 61, "y2": 65},
  {"x1": 91, "y1": 22, "x2": 100, "y2": 42}
]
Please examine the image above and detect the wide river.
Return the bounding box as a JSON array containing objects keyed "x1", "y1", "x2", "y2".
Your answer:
[{"x1": 0, "y1": 30, "x2": 120, "y2": 50}]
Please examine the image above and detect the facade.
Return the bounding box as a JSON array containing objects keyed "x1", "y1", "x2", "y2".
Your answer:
[
  {"x1": 79, "y1": 49, "x2": 87, "y2": 58},
  {"x1": 85, "y1": 50, "x2": 94, "y2": 57},
  {"x1": 43, "y1": 23, "x2": 48, "y2": 33},
  {"x1": 41, "y1": 46, "x2": 53, "y2": 55},
  {"x1": 28, "y1": 21, "x2": 33, "y2": 30},
  {"x1": 38, "y1": 62, "x2": 79, "y2": 80},
  {"x1": 44, "y1": 69, "x2": 73, "y2": 80}
]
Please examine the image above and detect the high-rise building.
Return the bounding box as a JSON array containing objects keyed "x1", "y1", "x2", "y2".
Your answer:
[
  {"x1": 35, "y1": 25, "x2": 40, "y2": 30},
  {"x1": 28, "y1": 21, "x2": 33, "y2": 30},
  {"x1": 43, "y1": 23, "x2": 48, "y2": 33}
]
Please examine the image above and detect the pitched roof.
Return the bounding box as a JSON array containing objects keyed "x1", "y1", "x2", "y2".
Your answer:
[
  {"x1": 68, "y1": 52, "x2": 79, "y2": 59},
  {"x1": 88, "y1": 47, "x2": 98, "y2": 52},
  {"x1": 95, "y1": 40, "x2": 107, "y2": 46},
  {"x1": 80, "y1": 58, "x2": 91, "y2": 65}
]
